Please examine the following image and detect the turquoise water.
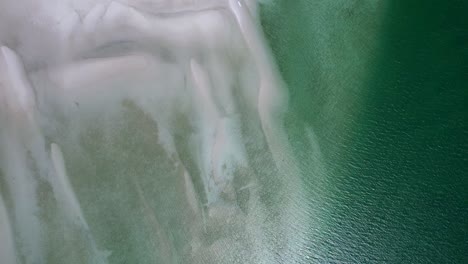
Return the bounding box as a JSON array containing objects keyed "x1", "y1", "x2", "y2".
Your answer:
[
  {"x1": 0, "y1": 1, "x2": 466, "y2": 263},
  {"x1": 260, "y1": 0, "x2": 468, "y2": 262}
]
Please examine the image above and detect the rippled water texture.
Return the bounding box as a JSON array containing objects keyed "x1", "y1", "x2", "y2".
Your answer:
[
  {"x1": 1, "y1": 0, "x2": 467, "y2": 263},
  {"x1": 260, "y1": 0, "x2": 468, "y2": 263}
]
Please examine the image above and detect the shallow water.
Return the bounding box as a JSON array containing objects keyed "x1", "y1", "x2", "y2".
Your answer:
[
  {"x1": 0, "y1": 0, "x2": 467, "y2": 263},
  {"x1": 0, "y1": 1, "x2": 308, "y2": 263}
]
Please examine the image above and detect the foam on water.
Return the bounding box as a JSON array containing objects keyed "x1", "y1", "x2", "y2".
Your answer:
[{"x1": 0, "y1": 0, "x2": 311, "y2": 263}]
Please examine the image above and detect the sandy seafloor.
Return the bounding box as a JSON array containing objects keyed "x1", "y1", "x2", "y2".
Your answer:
[{"x1": 0, "y1": 0, "x2": 467, "y2": 263}]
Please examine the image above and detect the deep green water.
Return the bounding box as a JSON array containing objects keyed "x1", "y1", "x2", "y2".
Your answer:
[{"x1": 260, "y1": 0, "x2": 468, "y2": 263}]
